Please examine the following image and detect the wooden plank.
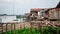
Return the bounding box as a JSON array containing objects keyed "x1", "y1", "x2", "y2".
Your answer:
[
  {"x1": 6, "y1": 24, "x2": 8, "y2": 34},
  {"x1": 1, "y1": 24, "x2": 3, "y2": 34}
]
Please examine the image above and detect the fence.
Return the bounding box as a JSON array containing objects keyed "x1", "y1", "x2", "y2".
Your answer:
[
  {"x1": 0, "y1": 21, "x2": 60, "y2": 34},
  {"x1": 0, "y1": 22, "x2": 31, "y2": 34}
]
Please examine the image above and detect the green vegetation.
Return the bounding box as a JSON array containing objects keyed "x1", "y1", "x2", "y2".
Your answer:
[
  {"x1": 16, "y1": 15, "x2": 21, "y2": 18},
  {"x1": 43, "y1": 26, "x2": 58, "y2": 34},
  {"x1": 3, "y1": 28, "x2": 41, "y2": 34},
  {"x1": 3, "y1": 27, "x2": 60, "y2": 34}
]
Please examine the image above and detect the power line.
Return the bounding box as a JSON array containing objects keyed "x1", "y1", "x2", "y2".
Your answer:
[{"x1": 13, "y1": 0, "x2": 15, "y2": 15}]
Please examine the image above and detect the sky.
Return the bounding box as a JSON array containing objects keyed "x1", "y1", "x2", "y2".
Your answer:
[{"x1": 0, "y1": 0, "x2": 60, "y2": 15}]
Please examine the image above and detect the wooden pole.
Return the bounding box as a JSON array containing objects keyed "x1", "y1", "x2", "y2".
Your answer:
[
  {"x1": 6, "y1": 23, "x2": 8, "y2": 34},
  {"x1": 1, "y1": 23, "x2": 3, "y2": 34},
  {"x1": 14, "y1": 23, "x2": 15, "y2": 34},
  {"x1": 57, "y1": 10, "x2": 59, "y2": 34},
  {"x1": 11, "y1": 23, "x2": 13, "y2": 34}
]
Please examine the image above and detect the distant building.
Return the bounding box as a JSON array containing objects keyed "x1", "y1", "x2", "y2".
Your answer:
[
  {"x1": 0, "y1": 15, "x2": 16, "y2": 23},
  {"x1": 24, "y1": 13, "x2": 30, "y2": 18},
  {"x1": 0, "y1": 18, "x2": 2, "y2": 23}
]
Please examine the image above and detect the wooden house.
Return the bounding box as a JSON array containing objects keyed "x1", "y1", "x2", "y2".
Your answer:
[
  {"x1": 29, "y1": 2, "x2": 60, "y2": 21},
  {"x1": 48, "y1": 2, "x2": 60, "y2": 20},
  {"x1": 48, "y1": 8, "x2": 60, "y2": 20},
  {"x1": 30, "y1": 8, "x2": 49, "y2": 20}
]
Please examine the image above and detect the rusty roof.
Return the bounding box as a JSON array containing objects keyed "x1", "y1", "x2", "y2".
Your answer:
[
  {"x1": 30, "y1": 7, "x2": 60, "y2": 12},
  {"x1": 31, "y1": 8, "x2": 49, "y2": 11}
]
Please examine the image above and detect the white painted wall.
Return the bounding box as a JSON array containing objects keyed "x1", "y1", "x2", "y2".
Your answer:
[{"x1": 0, "y1": 16, "x2": 16, "y2": 23}]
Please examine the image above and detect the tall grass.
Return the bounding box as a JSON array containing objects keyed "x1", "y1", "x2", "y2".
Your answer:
[{"x1": 3, "y1": 27, "x2": 60, "y2": 34}]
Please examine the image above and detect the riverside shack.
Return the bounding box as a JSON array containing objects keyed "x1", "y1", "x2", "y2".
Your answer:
[{"x1": 29, "y1": 2, "x2": 60, "y2": 21}]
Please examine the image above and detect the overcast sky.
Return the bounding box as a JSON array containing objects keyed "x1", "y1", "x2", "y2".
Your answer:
[{"x1": 0, "y1": 0, "x2": 60, "y2": 15}]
